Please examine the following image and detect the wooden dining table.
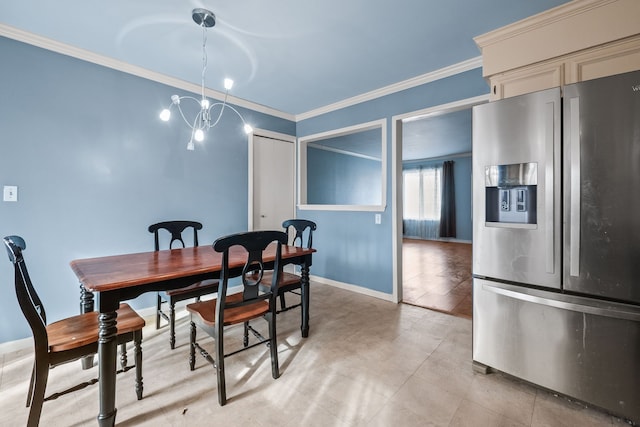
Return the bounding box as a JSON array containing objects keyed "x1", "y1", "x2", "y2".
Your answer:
[{"x1": 70, "y1": 243, "x2": 314, "y2": 427}]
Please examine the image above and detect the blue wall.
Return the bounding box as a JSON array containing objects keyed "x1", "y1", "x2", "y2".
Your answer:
[
  {"x1": 0, "y1": 37, "x2": 294, "y2": 343},
  {"x1": 0, "y1": 35, "x2": 489, "y2": 344},
  {"x1": 307, "y1": 147, "x2": 381, "y2": 205},
  {"x1": 403, "y1": 155, "x2": 473, "y2": 241},
  {"x1": 297, "y1": 69, "x2": 488, "y2": 294}
]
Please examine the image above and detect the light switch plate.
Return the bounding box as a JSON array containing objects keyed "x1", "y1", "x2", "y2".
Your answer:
[
  {"x1": 3, "y1": 185, "x2": 18, "y2": 202},
  {"x1": 375, "y1": 213, "x2": 381, "y2": 224}
]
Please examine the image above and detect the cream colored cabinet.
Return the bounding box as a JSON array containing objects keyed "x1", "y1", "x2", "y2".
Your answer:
[
  {"x1": 477, "y1": 0, "x2": 640, "y2": 101},
  {"x1": 489, "y1": 61, "x2": 564, "y2": 100},
  {"x1": 489, "y1": 34, "x2": 640, "y2": 100}
]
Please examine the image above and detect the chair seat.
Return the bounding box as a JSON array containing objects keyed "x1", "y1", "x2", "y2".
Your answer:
[
  {"x1": 164, "y1": 279, "x2": 219, "y2": 297},
  {"x1": 257, "y1": 271, "x2": 301, "y2": 288},
  {"x1": 187, "y1": 293, "x2": 269, "y2": 327},
  {"x1": 47, "y1": 303, "x2": 145, "y2": 352}
]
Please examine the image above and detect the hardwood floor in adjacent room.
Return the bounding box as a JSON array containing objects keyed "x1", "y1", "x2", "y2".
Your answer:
[{"x1": 402, "y1": 238, "x2": 472, "y2": 319}]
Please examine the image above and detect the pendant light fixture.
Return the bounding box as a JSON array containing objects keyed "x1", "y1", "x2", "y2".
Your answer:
[{"x1": 159, "y1": 9, "x2": 252, "y2": 150}]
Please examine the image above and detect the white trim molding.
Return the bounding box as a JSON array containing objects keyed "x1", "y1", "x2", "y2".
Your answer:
[
  {"x1": 310, "y1": 275, "x2": 396, "y2": 303},
  {"x1": 296, "y1": 56, "x2": 483, "y2": 121},
  {"x1": 0, "y1": 23, "x2": 294, "y2": 122}
]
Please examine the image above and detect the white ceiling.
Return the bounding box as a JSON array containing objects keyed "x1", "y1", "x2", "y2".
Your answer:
[{"x1": 1, "y1": 0, "x2": 571, "y2": 116}]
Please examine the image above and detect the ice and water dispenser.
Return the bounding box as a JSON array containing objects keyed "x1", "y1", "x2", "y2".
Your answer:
[{"x1": 485, "y1": 162, "x2": 537, "y2": 225}]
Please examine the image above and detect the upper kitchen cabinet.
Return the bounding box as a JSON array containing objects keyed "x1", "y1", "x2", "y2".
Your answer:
[{"x1": 475, "y1": 0, "x2": 640, "y2": 100}]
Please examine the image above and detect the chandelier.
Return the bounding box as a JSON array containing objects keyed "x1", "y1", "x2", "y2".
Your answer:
[{"x1": 159, "y1": 9, "x2": 252, "y2": 151}]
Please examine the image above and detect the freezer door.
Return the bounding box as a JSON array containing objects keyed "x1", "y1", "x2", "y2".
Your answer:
[
  {"x1": 472, "y1": 87, "x2": 561, "y2": 288},
  {"x1": 473, "y1": 278, "x2": 640, "y2": 423},
  {"x1": 564, "y1": 70, "x2": 640, "y2": 304}
]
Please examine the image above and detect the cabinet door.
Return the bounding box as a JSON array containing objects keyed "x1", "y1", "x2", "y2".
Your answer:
[
  {"x1": 490, "y1": 62, "x2": 563, "y2": 100},
  {"x1": 565, "y1": 35, "x2": 640, "y2": 84}
]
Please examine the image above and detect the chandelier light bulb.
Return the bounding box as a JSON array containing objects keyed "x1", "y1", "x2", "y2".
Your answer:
[
  {"x1": 244, "y1": 124, "x2": 253, "y2": 134},
  {"x1": 201, "y1": 99, "x2": 210, "y2": 109},
  {"x1": 159, "y1": 109, "x2": 171, "y2": 121},
  {"x1": 194, "y1": 128, "x2": 205, "y2": 142},
  {"x1": 224, "y1": 78, "x2": 234, "y2": 90}
]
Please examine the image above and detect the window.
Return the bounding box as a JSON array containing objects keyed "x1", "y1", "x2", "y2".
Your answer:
[{"x1": 403, "y1": 166, "x2": 442, "y2": 220}]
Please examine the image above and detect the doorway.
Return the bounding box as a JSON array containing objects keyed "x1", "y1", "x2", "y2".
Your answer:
[
  {"x1": 249, "y1": 130, "x2": 296, "y2": 231},
  {"x1": 392, "y1": 95, "x2": 487, "y2": 316}
]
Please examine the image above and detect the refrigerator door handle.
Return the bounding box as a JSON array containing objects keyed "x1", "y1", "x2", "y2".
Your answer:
[
  {"x1": 569, "y1": 97, "x2": 581, "y2": 277},
  {"x1": 482, "y1": 283, "x2": 640, "y2": 322},
  {"x1": 544, "y1": 101, "x2": 555, "y2": 274}
]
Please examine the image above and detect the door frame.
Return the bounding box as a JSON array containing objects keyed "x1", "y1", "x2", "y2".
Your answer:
[
  {"x1": 248, "y1": 128, "x2": 297, "y2": 231},
  {"x1": 391, "y1": 95, "x2": 489, "y2": 303}
]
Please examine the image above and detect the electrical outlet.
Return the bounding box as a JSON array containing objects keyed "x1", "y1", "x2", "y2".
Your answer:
[{"x1": 3, "y1": 185, "x2": 18, "y2": 202}]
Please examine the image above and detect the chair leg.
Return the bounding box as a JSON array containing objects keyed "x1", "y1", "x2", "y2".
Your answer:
[
  {"x1": 267, "y1": 312, "x2": 280, "y2": 379},
  {"x1": 134, "y1": 330, "x2": 143, "y2": 400},
  {"x1": 119, "y1": 343, "x2": 127, "y2": 370},
  {"x1": 279, "y1": 293, "x2": 287, "y2": 311},
  {"x1": 215, "y1": 328, "x2": 226, "y2": 406},
  {"x1": 189, "y1": 321, "x2": 196, "y2": 371},
  {"x1": 169, "y1": 300, "x2": 176, "y2": 350},
  {"x1": 26, "y1": 362, "x2": 35, "y2": 408},
  {"x1": 27, "y1": 359, "x2": 48, "y2": 427},
  {"x1": 156, "y1": 293, "x2": 162, "y2": 330},
  {"x1": 243, "y1": 322, "x2": 249, "y2": 347}
]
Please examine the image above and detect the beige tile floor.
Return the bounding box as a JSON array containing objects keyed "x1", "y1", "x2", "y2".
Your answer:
[{"x1": 0, "y1": 282, "x2": 632, "y2": 426}]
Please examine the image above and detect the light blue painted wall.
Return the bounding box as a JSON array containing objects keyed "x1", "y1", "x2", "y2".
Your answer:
[
  {"x1": 296, "y1": 69, "x2": 487, "y2": 294},
  {"x1": 0, "y1": 36, "x2": 487, "y2": 344},
  {"x1": 0, "y1": 37, "x2": 294, "y2": 344},
  {"x1": 403, "y1": 156, "x2": 473, "y2": 241},
  {"x1": 307, "y1": 147, "x2": 381, "y2": 205}
]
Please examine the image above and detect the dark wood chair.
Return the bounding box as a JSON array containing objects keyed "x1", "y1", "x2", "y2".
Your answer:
[
  {"x1": 3, "y1": 235, "x2": 144, "y2": 427},
  {"x1": 259, "y1": 219, "x2": 316, "y2": 313},
  {"x1": 148, "y1": 221, "x2": 219, "y2": 349},
  {"x1": 186, "y1": 230, "x2": 287, "y2": 405}
]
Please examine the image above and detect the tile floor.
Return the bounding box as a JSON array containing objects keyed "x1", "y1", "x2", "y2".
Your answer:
[
  {"x1": 0, "y1": 282, "x2": 632, "y2": 426},
  {"x1": 403, "y1": 239, "x2": 473, "y2": 318}
]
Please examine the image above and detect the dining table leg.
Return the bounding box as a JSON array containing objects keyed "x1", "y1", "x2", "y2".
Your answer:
[
  {"x1": 97, "y1": 302, "x2": 119, "y2": 427},
  {"x1": 80, "y1": 284, "x2": 95, "y2": 370},
  {"x1": 300, "y1": 262, "x2": 310, "y2": 337}
]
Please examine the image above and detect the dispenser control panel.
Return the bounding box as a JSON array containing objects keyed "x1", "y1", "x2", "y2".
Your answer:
[{"x1": 485, "y1": 163, "x2": 537, "y2": 225}]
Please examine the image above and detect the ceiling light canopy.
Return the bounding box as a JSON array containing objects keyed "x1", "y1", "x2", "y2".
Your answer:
[{"x1": 159, "y1": 9, "x2": 252, "y2": 151}]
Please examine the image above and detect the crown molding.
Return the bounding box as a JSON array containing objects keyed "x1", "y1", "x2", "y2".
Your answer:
[
  {"x1": 0, "y1": 23, "x2": 295, "y2": 122},
  {"x1": 296, "y1": 56, "x2": 483, "y2": 121},
  {"x1": 474, "y1": 0, "x2": 618, "y2": 48},
  {"x1": 2, "y1": 22, "x2": 483, "y2": 124}
]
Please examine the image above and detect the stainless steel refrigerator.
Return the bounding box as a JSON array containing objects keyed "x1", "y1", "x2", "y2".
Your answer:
[{"x1": 472, "y1": 69, "x2": 640, "y2": 423}]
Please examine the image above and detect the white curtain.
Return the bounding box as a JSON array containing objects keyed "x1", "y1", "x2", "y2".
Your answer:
[{"x1": 403, "y1": 165, "x2": 442, "y2": 239}]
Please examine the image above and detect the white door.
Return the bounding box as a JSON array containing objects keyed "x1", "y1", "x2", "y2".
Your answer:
[{"x1": 250, "y1": 132, "x2": 295, "y2": 231}]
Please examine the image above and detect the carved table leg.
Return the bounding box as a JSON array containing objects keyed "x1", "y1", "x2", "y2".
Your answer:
[
  {"x1": 300, "y1": 262, "x2": 310, "y2": 338},
  {"x1": 97, "y1": 307, "x2": 118, "y2": 427},
  {"x1": 80, "y1": 283, "x2": 95, "y2": 370}
]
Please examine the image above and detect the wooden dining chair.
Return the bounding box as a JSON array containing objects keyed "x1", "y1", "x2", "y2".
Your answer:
[
  {"x1": 186, "y1": 230, "x2": 287, "y2": 405},
  {"x1": 3, "y1": 235, "x2": 145, "y2": 427},
  {"x1": 259, "y1": 219, "x2": 316, "y2": 313},
  {"x1": 148, "y1": 221, "x2": 219, "y2": 349}
]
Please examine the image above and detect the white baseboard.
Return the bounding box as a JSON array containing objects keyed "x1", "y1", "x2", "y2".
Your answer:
[{"x1": 310, "y1": 275, "x2": 395, "y2": 303}]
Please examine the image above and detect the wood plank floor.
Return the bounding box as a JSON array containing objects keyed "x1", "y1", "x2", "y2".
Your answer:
[{"x1": 402, "y1": 238, "x2": 472, "y2": 319}]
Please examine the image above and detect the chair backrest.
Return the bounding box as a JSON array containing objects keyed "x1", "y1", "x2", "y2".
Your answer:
[
  {"x1": 148, "y1": 221, "x2": 203, "y2": 251},
  {"x1": 282, "y1": 219, "x2": 316, "y2": 249},
  {"x1": 3, "y1": 235, "x2": 49, "y2": 353},
  {"x1": 213, "y1": 231, "x2": 288, "y2": 314}
]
